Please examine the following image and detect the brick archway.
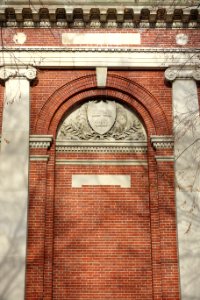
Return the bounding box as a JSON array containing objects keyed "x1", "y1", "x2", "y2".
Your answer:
[
  {"x1": 35, "y1": 74, "x2": 170, "y2": 137},
  {"x1": 29, "y1": 71, "x2": 179, "y2": 300}
]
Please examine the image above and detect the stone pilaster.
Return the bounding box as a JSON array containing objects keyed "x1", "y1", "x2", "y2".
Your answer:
[
  {"x1": 165, "y1": 66, "x2": 200, "y2": 300},
  {"x1": 0, "y1": 66, "x2": 37, "y2": 300}
]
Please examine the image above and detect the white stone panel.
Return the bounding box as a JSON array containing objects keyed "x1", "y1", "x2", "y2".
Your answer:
[
  {"x1": 168, "y1": 72, "x2": 200, "y2": 300},
  {"x1": 62, "y1": 33, "x2": 141, "y2": 45},
  {"x1": 72, "y1": 174, "x2": 131, "y2": 188},
  {"x1": 0, "y1": 68, "x2": 36, "y2": 300},
  {"x1": 96, "y1": 67, "x2": 107, "y2": 88},
  {"x1": 0, "y1": 48, "x2": 199, "y2": 69}
]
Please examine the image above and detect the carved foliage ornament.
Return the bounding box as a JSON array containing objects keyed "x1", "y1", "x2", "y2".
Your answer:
[{"x1": 57, "y1": 100, "x2": 146, "y2": 141}]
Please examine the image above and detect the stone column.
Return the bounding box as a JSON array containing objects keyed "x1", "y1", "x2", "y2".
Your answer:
[
  {"x1": 0, "y1": 66, "x2": 37, "y2": 300},
  {"x1": 165, "y1": 67, "x2": 200, "y2": 300}
]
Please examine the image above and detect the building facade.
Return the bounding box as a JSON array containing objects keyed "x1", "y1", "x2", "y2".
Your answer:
[{"x1": 0, "y1": 1, "x2": 200, "y2": 299}]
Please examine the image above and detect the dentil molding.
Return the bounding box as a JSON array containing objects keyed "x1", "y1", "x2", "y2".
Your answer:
[
  {"x1": 151, "y1": 135, "x2": 174, "y2": 149},
  {"x1": 29, "y1": 135, "x2": 53, "y2": 148},
  {"x1": 56, "y1": 141, "x2": 147, "y2": 153}
]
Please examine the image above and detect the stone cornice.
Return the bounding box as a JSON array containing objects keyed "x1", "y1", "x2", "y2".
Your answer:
[
  {"x1": 30, "y1": 135, "x2": 53, "y2": 148},
  {"x1": 0, "y1": 66, "x2": 37, "y2": 81},
  {"x1": 0, "y1": 48, "x2": 199, "y2": 69},
  {"x1": 165, "y1": 66, "x2": 200, "y2": 81},
  {"x1": 0, "y1": 6, "x2": 199, "y2": 28},
  {"x1": 151, "y1": 135, "x2": 174, "y2": 149}
]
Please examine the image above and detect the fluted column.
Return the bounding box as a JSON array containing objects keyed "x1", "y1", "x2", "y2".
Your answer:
[
  {"x1": 0, "y1": 66, "x2": 37, "y2": 300},
  {"x1": 165, "y1": 67, "x2": 200, "y2": 300}
]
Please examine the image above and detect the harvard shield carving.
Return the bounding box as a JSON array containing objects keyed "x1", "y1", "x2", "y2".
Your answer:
[{"x1": 87, "y1": 100, "x2": 117, "y2": 135}]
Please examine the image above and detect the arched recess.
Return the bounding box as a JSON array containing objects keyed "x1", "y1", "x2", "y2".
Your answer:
[
  {"x1": 34, "y1": 74, "x2": 170, "y2": 137},
  {"x1": 32, "y1": 73, "x2": 176, "y2": 300}
]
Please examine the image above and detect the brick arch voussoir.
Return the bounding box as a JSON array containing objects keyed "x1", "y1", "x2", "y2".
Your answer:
[
  {"x1": 107, "y1": 74, "x2": 170, "y2": 135},
  {"x1": 48, "y1": 88, "x2": 156, "y2": 138},
  {"x1": 35, "y1": 74, "x2": 169, "y2": 137},
  {"x1": 34, "y1": 75, "x2": 97, "y2": 134}
]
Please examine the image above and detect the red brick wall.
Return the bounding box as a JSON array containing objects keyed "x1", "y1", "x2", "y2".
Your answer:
[
  {"x1": 54, "y1": 161, "x2": 152, "y2": 300},
  {"x1": 1, "y1": 28, "x2": 200, "y2": 48},
  {"x1": 157, "y1": 161, "x2": 179, "y2": 299},
  {"x1": 24, "y1": 69, "x2": 181, "y2": 299},
  {"x1": 26, "y1": 160, "x2": 47, "y2": 300}
]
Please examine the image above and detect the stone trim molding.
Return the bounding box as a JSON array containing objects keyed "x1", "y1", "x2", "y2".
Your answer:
[
  {"x1": 56, "y1": 141, "x2": 147, "y2": 153},
  {"x1": 150, "y1": 135, "x2": 174, "y2": 149},
  {"x1": 0, "y1": 66, "x2": 37, "y2": 81},
  {"x1": 0, "y1": 135, "x2": 53, "y2": 148},
  {"x1": 0, "y1": 48, "x2": 199, "y2": 69},
  {"x1": 56, "y1": 159, "x2": 147, "y2": 165},
  {"x1": 0, "y1": 6, "x2": 199, "y2": 28},
  {"x1": 30, "y1": 135, "x2": 53, "y2": 148},
  {"x1": 30, "y1": 155, "x2": 50, "y2": 161},
  {"x1": 155, "y1": 155, "x2": 174, "y2": 162},
  {"x1": 165, "y1": 67, "x2": 200, "y2": 82},
  {"x1": 1, "y1": 47, "x2": 199, "y2": 53}
]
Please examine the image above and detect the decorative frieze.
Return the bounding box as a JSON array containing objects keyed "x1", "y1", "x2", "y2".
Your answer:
[
  {"x1": 56, "y1": 141, "x2": 147, "y2": 153},
  {"x1": 150, "y1": 135, "x2": 174, "y2": 149}
]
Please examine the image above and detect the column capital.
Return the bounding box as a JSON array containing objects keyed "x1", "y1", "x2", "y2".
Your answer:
[
  {"x1": 165, "y1": 66, "x2": 200, "y2": 82},
  {"x1": 0, "y1": 66, "x2": 37, "y2": 81}
]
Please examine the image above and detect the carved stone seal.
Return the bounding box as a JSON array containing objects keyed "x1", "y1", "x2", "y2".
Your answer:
[
  {"x1": 87, "y1": 100, "x2": 116, "y2": 135},
  {"x1": 57, "y1": 100, "x2": 146, "y2": 141}
]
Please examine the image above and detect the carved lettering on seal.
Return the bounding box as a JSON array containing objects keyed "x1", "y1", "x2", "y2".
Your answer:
[{"x1": 87, "y1": 100, "x2": 116, "y2": 135}]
